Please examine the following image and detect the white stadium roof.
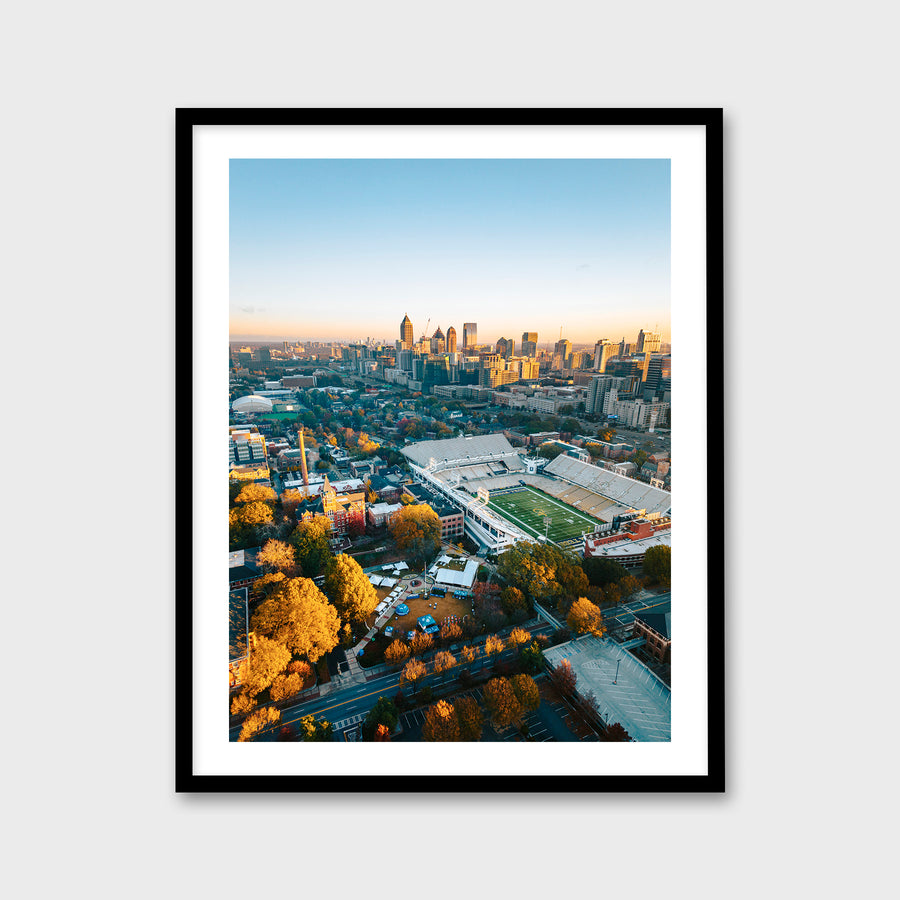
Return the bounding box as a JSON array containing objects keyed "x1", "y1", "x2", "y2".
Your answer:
[
  {"x1": 544, "y1": 454, "x2": 671, "y2": 516},
  {"x1": 232, "y1": 394, "x2": 273, "y2": 413},
  {"x1": 401, "y1": 433, "x2": 518, "y2": 468}
]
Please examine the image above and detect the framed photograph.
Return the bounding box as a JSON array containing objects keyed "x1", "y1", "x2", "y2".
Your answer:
[{"x1": 176, "y1": 109, "x2": 724, "y2": 791}]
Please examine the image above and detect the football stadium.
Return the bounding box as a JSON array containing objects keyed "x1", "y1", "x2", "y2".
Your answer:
[{"x1": 401, "y1": 433, "x2": 671, "y2": 553}]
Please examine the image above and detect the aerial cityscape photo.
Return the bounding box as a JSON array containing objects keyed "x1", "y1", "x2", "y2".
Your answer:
[{"x1": 227, "y1": 159, "x2": 672, "y2": 744}]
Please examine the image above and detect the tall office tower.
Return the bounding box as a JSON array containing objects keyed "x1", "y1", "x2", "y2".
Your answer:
[
  {"x1": 521, "y1": 332, "x2": 538, "y2": 357},
  {"x1": 636, "y1": 329, "x2": 662, "y2": 354},
  {"x1": 400, "y1": 314, "x2": 414, "y2": 347},
  {"x1": 430, "y1": 327, "x2": 446, "y2": 354},
  {"x1": 643, "y1": 355, "x2": 672, "y2": 397},
  {"x1": 569, "y1": 350, "x2": 587, "y2": 370},
  {"x1": 463, "y1": 322, "x2": 477, "y2": 349},
  {"x1": 593, "y1": 338, "x2": 618, "y2": 373},
  {"x1": 446, "y1": 326, "x2": 457, "y2": 353},
  {"x1": 496, "y1": 337, "x2": 514, "y2": 358}
]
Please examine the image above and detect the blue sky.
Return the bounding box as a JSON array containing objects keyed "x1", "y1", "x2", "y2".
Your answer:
[{"x1": 230, "y1": 158, "x2": 670, "y2": 346}]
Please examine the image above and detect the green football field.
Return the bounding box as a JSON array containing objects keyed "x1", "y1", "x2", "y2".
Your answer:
[{"x1": 487, "y1": 487, "x2": 602, "y2": 543}]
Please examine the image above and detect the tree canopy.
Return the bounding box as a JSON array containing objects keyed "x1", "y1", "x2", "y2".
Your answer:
[
  {"x1": 567, "y1": 596, "x2": 606, "y2": 637},
  {"x1": 238, "y1": 635, "x2": 291, "y2": 697},
  {"x1": 583, "y1": 555, "x2": 629, "y2": 587},
  {"x1": 250, "y1": 576, "x2": 341, "y2": 663},
  {"x1": 389, "y1": 504, "x2": 442, "y2": 567},
  {"x1": 496, "y1": 543, "x2": 585, "y2": 606},
  {"x1": 323, "y1": 553, "x2": 379, "y2": 624},
  {"x1": 234, "y1": 483, "x2": 277, "y2": 505},
  {"x1": 290, "y1": 515, "x2": 333, "y2": 578},
  {"x1": 483, "y1": 677, "x2": 524, "y2": 729},
  {"x1": 643, "y1": 545, "x2": 671, "y2": 585},
  {"x1": 365, "y1": 697, "x2": 399, "y2": 736},
  {"x1": 256, "y1": 539, "x2": 297, "y2": 574},
  {"x1": 237, "y1": 706, "x2": 281, "y2": 742},
  {"x1": 297, "y1": 714, "x2": 333, "y2": 742},
  {"x1": 510, "y1": 674, "x2": 540, "y2": 712},
  {"x1": 422, "y1": 700, "x2": 460, "y2": 742},
  {"x1": 455, "y1": 695, "x2": 484, "y2": 741}
]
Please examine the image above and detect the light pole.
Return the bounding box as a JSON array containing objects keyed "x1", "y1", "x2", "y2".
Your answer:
[{"x1": 613, "y1": 658, "x2": 620, "y2": 684}]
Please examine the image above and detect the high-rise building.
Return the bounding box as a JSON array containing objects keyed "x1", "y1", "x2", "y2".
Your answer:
[
  {"x1": 593, "y1": 339, "x2": 618, "y2": 373},
  {"x1": 463, "y1": 322, "x2": 477, "y2": 349},
  {"x1": 400, "y1": 314, "x2": 414, "y2": 347},
  {"x1": 496, "y1": 337, "x2": 514, "y2": 359},
  {"x1": 552, "y1": 338, "x2": 571, "y2": 370},
  {"x1": 446, "y1": 326, "x2": 457, "y2": 353},
  {"x1": 637, "y1": 329, "x2": 662, "y2": 354},
  {"x1": 430, "y1": 327, "x2": 446, "y2": 354},
  {"x1": 521, "y1": 332, "x2": 538, "y2": 357}
]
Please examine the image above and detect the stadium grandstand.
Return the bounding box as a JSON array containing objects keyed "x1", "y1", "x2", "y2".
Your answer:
[{"x1": 400, "y1": 433, "x2": 671, "y2": 553}]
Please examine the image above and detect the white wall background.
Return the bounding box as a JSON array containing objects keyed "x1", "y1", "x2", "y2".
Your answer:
[{"x1": 3, "y1": 2, "x2": 890, "y2": 897}]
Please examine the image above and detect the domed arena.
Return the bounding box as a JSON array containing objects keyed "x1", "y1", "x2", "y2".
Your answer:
[{"x1": 232, "y1": 394, "x2": 273, "y2": 413}]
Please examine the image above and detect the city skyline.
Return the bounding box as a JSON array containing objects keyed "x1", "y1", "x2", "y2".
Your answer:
[{"x1": 230, "y1": 158, "x2": 671, "y2": 343}]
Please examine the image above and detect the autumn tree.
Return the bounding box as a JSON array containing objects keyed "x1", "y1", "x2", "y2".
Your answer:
[
  {"x1": 433, "y1": 650, "x2": 456, "y2": 675},
  {"x1": 235, "y1": 483, "x2": 277, "y2": 505},
  {"x1": 603, "y1": 722, "x2": 632, "y2": 742},
  {"x1": 483, "y1": 677, "x2": 524, "y2": 729},
  {"x1": 298, "y1": 714, "x2": 333, "y2": 742},
  {"x1": 567, "y1": 596, "x2": 606, "y2": 637},
  {"x1": 460, "y1": 644, "x2": 477, "y2": 667},
  {"x1": 500, "y1": 586, "x2": 527, "y2": 615},
  {"x1": 238, "y1": 635, "x2": 291, "y2": 697},
  {"x1": 550, "y1": 658, "x2": 577, "y2": 697},
  {"x1": 230, "y1": 692, "x2": 256, "y2": 718},
  {"x1": 455, "y1": 695, "x2": 484, "y2": 741},
  {"x1": 643, "y1": 545, "x2": 671, "y2": 586},
  {"x1": 237, "y1": 706, "x2": 281, "y2": 742},
  {"x1": 289, "y1": 515, "x2": 333, "y2": 577},
  {"x1": 507, "y1": 627, "x2": 531, "y2": 651},
  {"x1": 250, "y1": 577, "x2": 341, "y2": 663},
  {"x1": 323, "y1": 553, "x2": 379, "y2": 624},
  {"x1": 618, "y1": 574, "x2": 642, "y2": 600},
  {"x1": 269, "y1": 671, "x2": 303, "y2": 703},
  {"x1": 440, "y1": 621, "x2": 462, "y2": 644},
  {"x1": 422, "y1": 700, "x2": 460, "y2": 742},
  {"x1": 484, "y1": 634, "x2": 504, "y2": 670},
  {"x1": 510, "y1": 674, "x2": 540, "y2": 712},
  {"x1": 384, "y1": 640, "x2": 411, "y2": 668},
  {"x1": 389, "y1": 504, "x2": 442, "y2": 567},
  {"x1": 401, "y1": 658, "x2": 427, "y2": 693},
  {"x1": 231, "y1": 501, "x2": 274, "y2": 528},
  {"x1": 256, "y1": 539, "x2": 297, "y2": 574},
  {"x1": 280, "y1": 489, "x2": 305, "y2": 516},
  {"x1": 287, "y1": 659, "x2": 314, "y2": 686},
  {"x1": 409, "y1": 631, "x2": 434, "y2": 657}
]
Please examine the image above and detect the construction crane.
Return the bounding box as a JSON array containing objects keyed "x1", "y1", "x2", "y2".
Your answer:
[{"x1": 421, "y1": 317, "x2": 431, "y2": 341}]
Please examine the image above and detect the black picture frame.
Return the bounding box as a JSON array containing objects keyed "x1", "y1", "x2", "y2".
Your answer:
[{"x1": 175, "y1": 108, "x2": 724, "y2": 793}]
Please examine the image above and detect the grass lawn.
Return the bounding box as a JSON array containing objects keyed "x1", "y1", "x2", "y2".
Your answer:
[{"x1": 488, "y1": 487, "x2": 601, "y2": 543}]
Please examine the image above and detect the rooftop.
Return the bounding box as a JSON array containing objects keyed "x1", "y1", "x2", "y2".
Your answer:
[{"x1": 544, "y1": 635, "x2": 671, "y2": 741}]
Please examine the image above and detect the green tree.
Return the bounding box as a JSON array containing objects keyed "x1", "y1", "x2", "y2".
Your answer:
[
  {"x1": 251, "y1": 577, "x2": 341, "y2": 663},
  {"x1": 519, "y1": 640, "x2": 545, "y2": 675},
  {"x1": 323, "y1": 553, "x2": 379, "y2": 624},
  {"x1": 455, "y1": 695, "x2": 484, "y2": 741},
  {"x1": 422, "y1": 700, "x2": 460, "y2": 742},
  {"x1": 510, "y1": 674, "x2": 540, "y2": 712},
  {"x1": 567, "y1": 596, "x2": 606, "y2": 637},
  {"x1": 298, "y1": 714, "x2": 333, "y2": 741},
  {"x1": 237, "y1": 706, "x2": 281, "y2": 742},
  {"x1": 289, "y1": 515, "x2": 333, "y2": 577},
  {"x1": 238, "y1": 635, "x2": 291, "y2": 697},
  {"x1": 560, "y1": 417, "x2": 581, "y2": 433},
  {"x1": 365, "y1": 696, "x2": 399, "y2": 737},
  {"x1": 643, "y1": 545, "x2": 671, "y2": 586},
  {"x1": 389, "y1": 504, "x2": 442, "y2": 567},
  {"x1": 483, "y1": 677, "x2": 524, "y2": 729},
  {"x1": 583, "y1": 556, "x2": 629, "y2": 588}
]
